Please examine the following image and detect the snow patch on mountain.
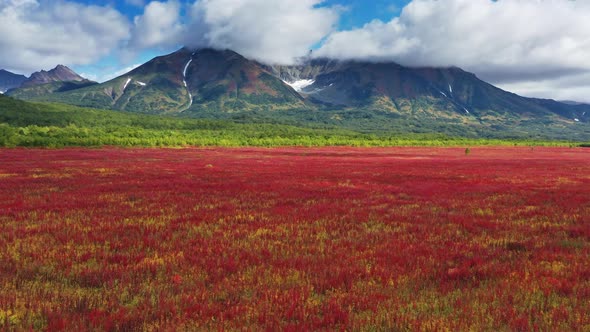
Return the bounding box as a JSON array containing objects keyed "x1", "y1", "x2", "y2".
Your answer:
[
  {"x1": 182, "y1": 57, "x2": 194, "y2": 111},
  {"x1": 183, "y1": 59, "x2": 193, "y2": 79},
  {"x1": 123, "y1": 77, "x2": 132, "y2": 91},
  {"x1": 284, "y1": 79, "x2": 315, "y2": 92},
  {"x1": 434, "y1": 87, "x2": 448, "y2": 98}
]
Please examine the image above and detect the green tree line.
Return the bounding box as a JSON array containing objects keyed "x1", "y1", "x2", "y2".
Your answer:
[{"x1": 0, "y1": 96, "x2": 583, "y2": 148}]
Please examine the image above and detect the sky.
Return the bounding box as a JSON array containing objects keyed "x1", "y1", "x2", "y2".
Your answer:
[{"x1": 1, "y1": 0, "x2": 590, "y2": 102}]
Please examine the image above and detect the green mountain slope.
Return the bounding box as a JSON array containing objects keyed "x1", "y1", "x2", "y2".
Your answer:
[
  {"x1": 2, "y1": 94, "x2": 582, "y2": 146},
  {"x1": 17, "y1": 50, "x2": 194, "y2": 114},
  {"x1": 8, "y1": 80, "x2": 98, "y2": 99}
]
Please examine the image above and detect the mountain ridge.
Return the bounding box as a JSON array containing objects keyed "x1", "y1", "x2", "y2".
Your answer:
[
  {"x1": 0, "y1": 69, "x2": 27, "y2": 93},
  {"x1": 4, "y1": 47, "x2": 590, "y2": 139},
  {"x1": 20, "y1": 64, "x2": 86, "y2": 88},
  {"x1": 2, "y1": 65, "x2": 96, "y2": 99}
]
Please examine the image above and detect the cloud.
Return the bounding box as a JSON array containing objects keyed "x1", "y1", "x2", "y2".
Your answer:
[
  {"x1": 128, "y1": 0, "x2": 184, "y2": 50},
  {"x1": 316, "y1": 0, "x2": 590, "y2": 101},
  {"x1": 0, "y1": 0, "x2": 130, "y2": 74},
  {"x1": 185, "y1": 0, "x2": 340, "y2": 65},
  {"x1": 497, "y1": 72, "x2": 590, "y2": 103}
]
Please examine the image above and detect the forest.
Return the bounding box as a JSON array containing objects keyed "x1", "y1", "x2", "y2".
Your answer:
[{"x1": 0, "y1": 96, "x2": 580, "y2": 148}]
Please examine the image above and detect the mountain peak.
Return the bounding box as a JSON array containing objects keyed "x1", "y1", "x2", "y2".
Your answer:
[
  {"x1": 50, "y1": 64, "x2": 81, "y2": 78},
  {"x1": 20, "y1": 65, "x2": 85, "y2": 88}
]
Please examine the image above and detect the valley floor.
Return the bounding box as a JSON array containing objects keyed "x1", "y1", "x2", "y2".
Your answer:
[{"x1": 0, "y1": 147, "x2": 589, "y2": 330}]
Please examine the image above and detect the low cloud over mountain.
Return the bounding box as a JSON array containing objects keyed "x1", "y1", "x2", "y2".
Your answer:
[
  {"x1": 184, "y1": 0, "x2": 339, "y2": 65},
  {"x1": 2, "y1": 0, "x2": 590, "y2": 102},
  {"x1": 127, "y1": 0, "x2": 184, "y2": 51},
  {"x1": 316, "y1": 0, "x2": 590, "y2": 102}
]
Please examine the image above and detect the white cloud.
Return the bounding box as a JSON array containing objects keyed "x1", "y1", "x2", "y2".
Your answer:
[
  {"x1": 0, "y1": 0, "x2": 130, "y2": 75},
  {"x1": 497, "y1": 72, "x2": 590, "y2": 103},
  {"x1": 316, "y1": 0, "x2": 590, "y2": 102},
  {"x1": 185, "y1": 0, "x2": 340, "y2": 65},
  {"x1": 128, "y1": 0, "x2": 184, "y2": 50}
]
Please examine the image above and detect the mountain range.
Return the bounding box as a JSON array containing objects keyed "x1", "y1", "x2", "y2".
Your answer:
[
  {"x1": 0, "y1": 69, "x2": 27, "y2": 93},
  {"x1": 3, "y1": 47, "x2": 590, "y2": 139},
  {"x1": 1, "y1": 65, "x2": 96, "y2": 95}
]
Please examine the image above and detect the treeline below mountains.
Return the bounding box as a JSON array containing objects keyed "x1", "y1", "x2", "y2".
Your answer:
[{"x1": 0, "y1": 95, "x2": 583, "y2": 148}]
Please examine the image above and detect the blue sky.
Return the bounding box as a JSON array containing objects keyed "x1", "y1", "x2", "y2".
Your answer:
[
  {"x1": 1, "y1": 0, "x2": 590, "y2": 102},
  {"x1": 322, "y1": 0, "x2": 407, "y2": 28}
]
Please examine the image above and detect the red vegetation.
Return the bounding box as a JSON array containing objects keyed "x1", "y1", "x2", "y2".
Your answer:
[{"x1": 0, "y1": 147, "x2": 589, "y2": 330}]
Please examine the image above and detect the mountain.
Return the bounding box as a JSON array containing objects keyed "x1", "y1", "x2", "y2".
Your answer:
[
  {"x1": 0, "y1": 69, "x2": 27, "y2": 93},
  {"x1": 180, "y1": 48, "x2": 305, "y2": 113},
  {"x1": 20, "y1": 65, "x2": 85, "y2": 88},
  {"x1": 5, "y1": 47, "x2": 590, "y2": 140},
  {"x1": 18, "y1": 48, "x2": 305, "y2": 114},
  {"x1": 7, "y1": 65, "x2": 97, "y2": 100},
  {"x1": 273, "y1": 60, "x2": 589, "y2": 122}
]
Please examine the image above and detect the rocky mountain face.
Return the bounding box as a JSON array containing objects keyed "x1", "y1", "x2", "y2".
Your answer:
[
  {"x1": 6, "y1": 65, "x2": 96, "y2": 99},
  {"x1": 20, "y1": 65, "x2": 85, "y2": 88},
  {"x1": 0, "y1": 69, "x2": 27, "y2": 93}
]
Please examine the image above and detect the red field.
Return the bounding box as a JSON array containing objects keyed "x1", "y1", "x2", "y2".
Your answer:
[{"x1": 1, "y1": 147, "x2": 589, "y2": 330}]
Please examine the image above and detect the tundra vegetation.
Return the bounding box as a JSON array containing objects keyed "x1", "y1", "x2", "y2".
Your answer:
[{"x1": 1, "y1": 147, "x2": 589, "y2": 330}]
